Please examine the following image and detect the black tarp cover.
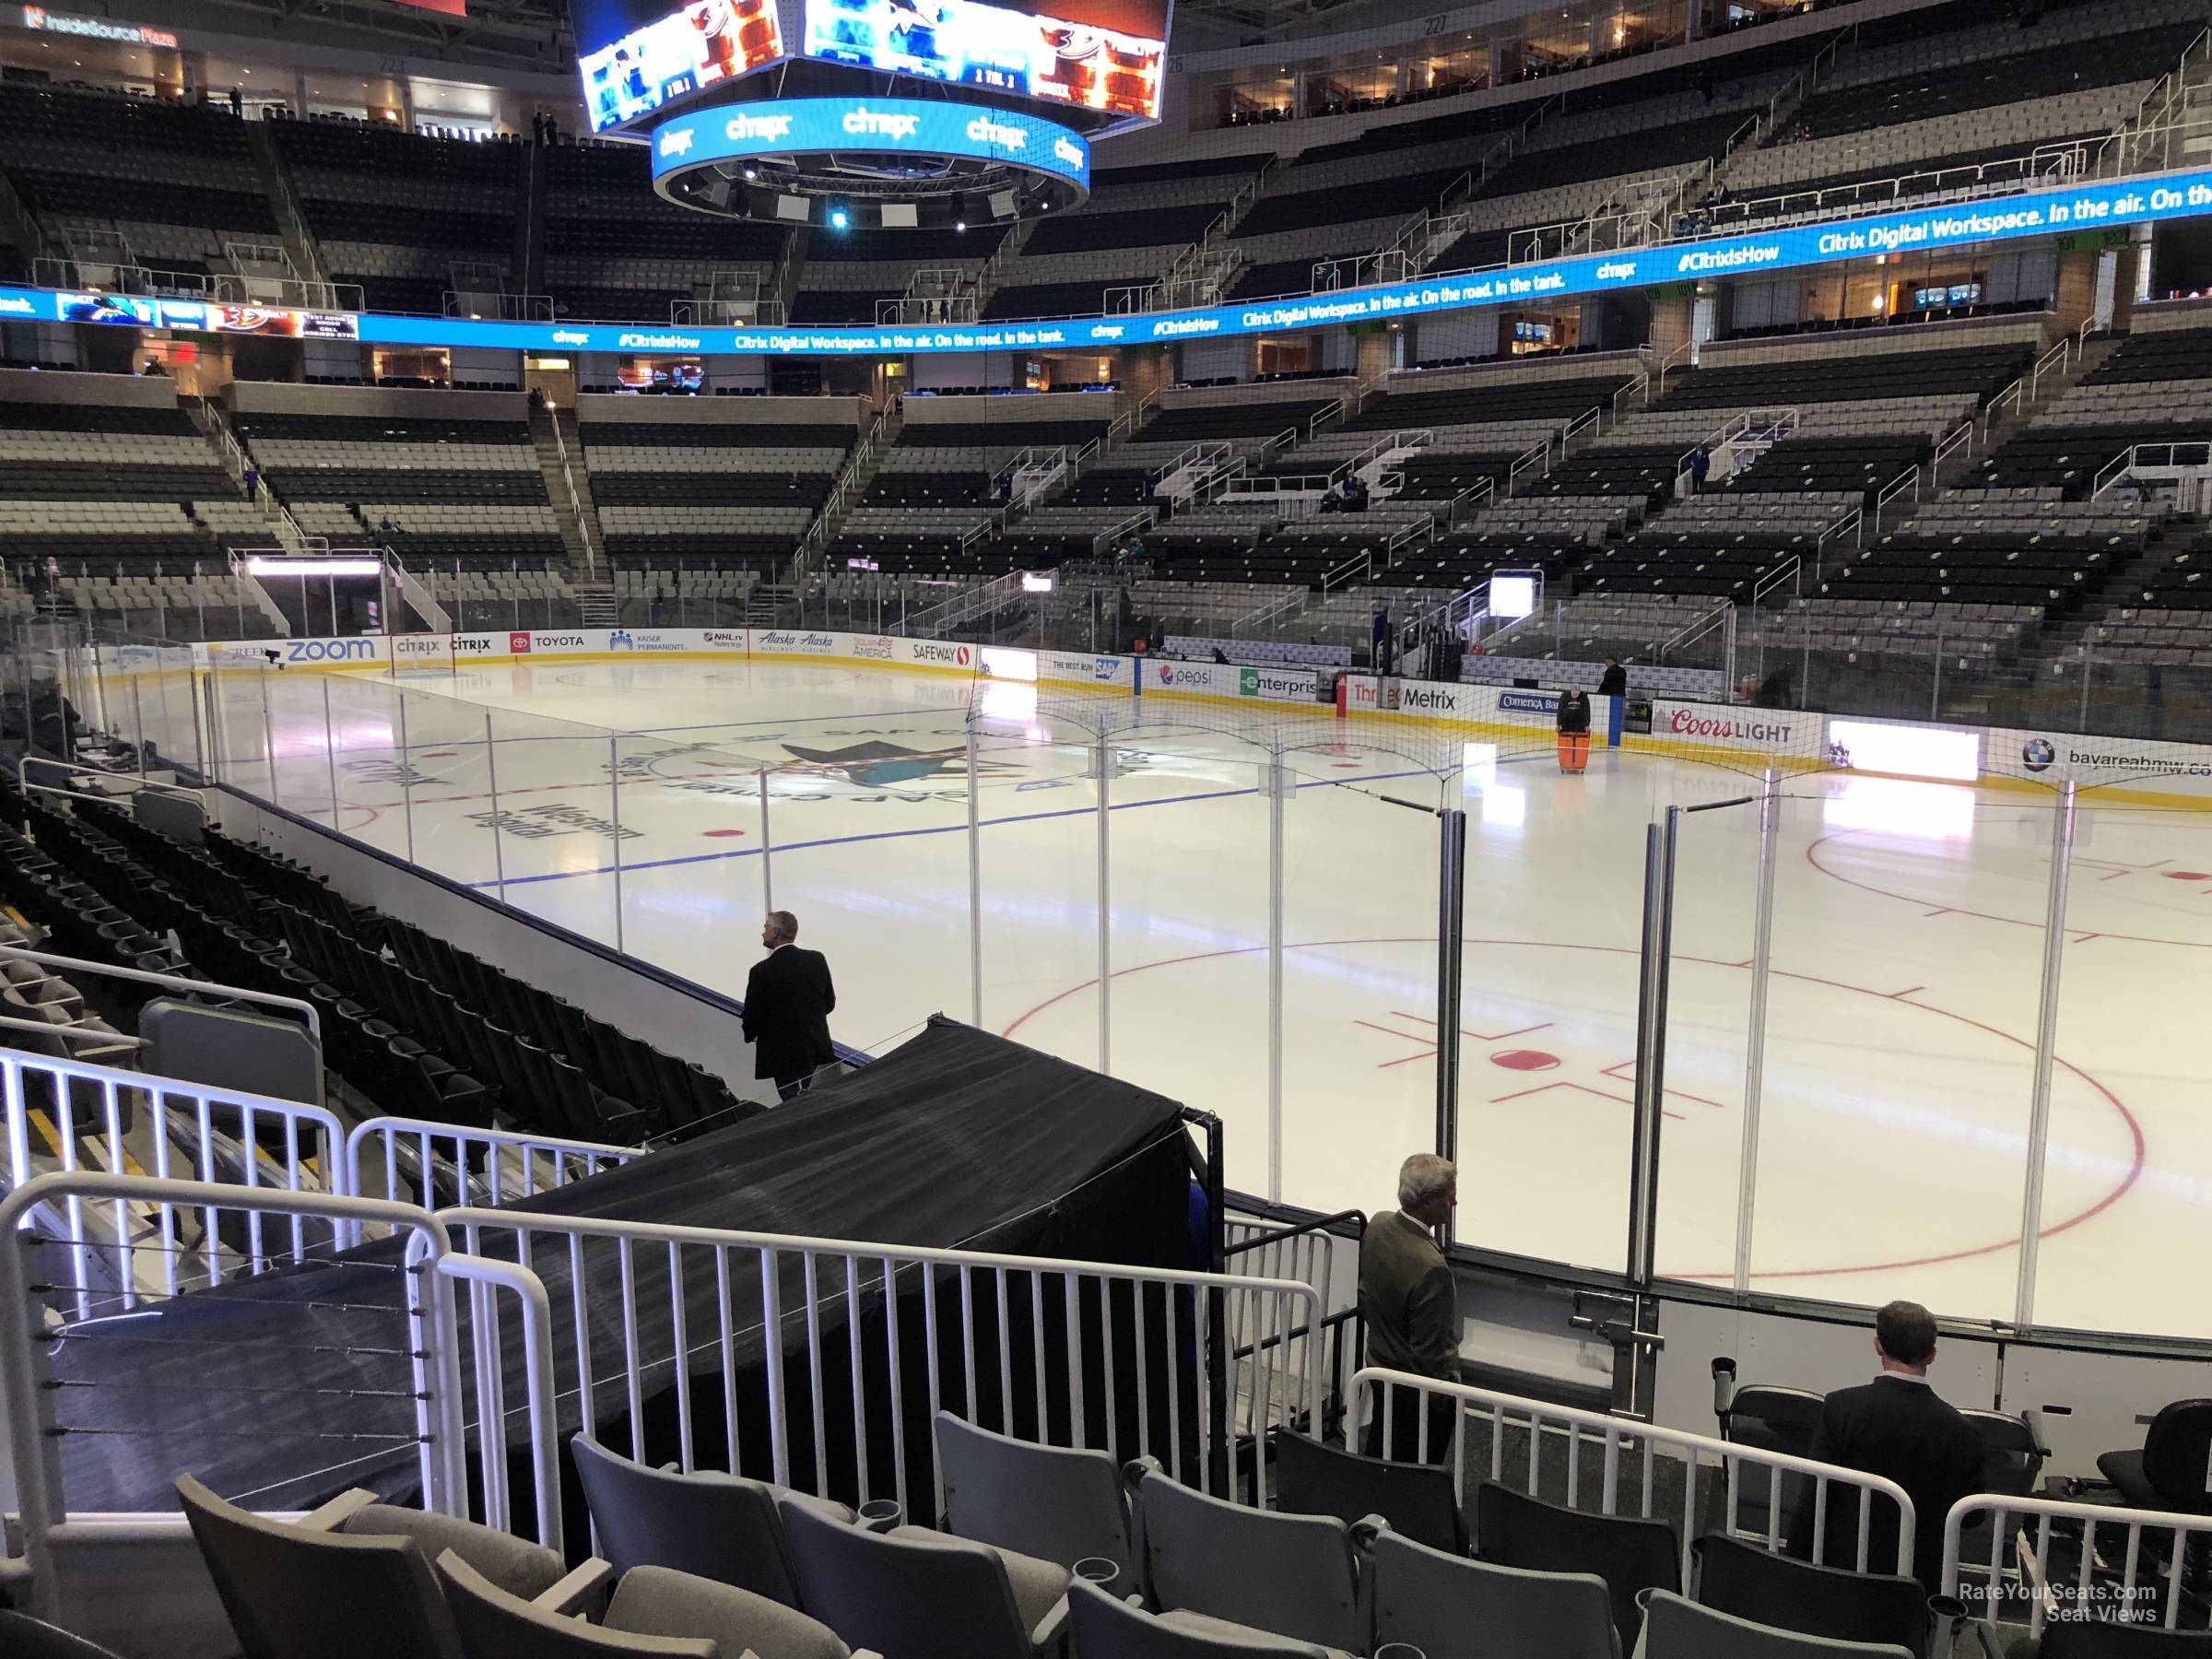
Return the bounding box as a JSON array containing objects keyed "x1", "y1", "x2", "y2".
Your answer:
[{"x1": 46, "y1": 1018, "x2": 1203, "y2": 1522}]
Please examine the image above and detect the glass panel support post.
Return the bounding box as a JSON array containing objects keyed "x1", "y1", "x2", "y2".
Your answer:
[{"x1": 2014, "y1": 782, "x2": 2077, "y2": 1333}]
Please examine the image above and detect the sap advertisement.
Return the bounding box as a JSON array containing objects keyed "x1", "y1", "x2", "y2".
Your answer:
[
  {"x1": 802, "y1": 0, "x2": 1166, "y2": 121},
  {"x1": 574, "y1": 0, "x2": 786, "y2": 133},
  {"x1": 651, "y1": 99, "x2": 1090, "y2": 191},
  {"x1": 12, "y1": 168, "x2": 2212, "y2": 357}
]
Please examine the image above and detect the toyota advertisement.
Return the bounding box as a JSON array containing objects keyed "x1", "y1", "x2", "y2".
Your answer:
[
  {"x1": 574, "y1": 0, "x2": 787, "y2": 132},
  {"x1": 802, "y1": 0, "x2": 1166, "y2": 120}
]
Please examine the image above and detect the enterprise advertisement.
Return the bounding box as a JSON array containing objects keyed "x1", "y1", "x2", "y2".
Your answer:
[
  {"x1": 802, "y1": 0, "x2": 1164, "y2": 121},
  {"x1": 573, "y1": 0, "x2": 786, "y2": 133},
  {"x1": 651, "y1": 98, "x2": 1090, "y2": 190},
  {"x1": 9, "y1": 169, "x2": 2209, "y2": 357}
]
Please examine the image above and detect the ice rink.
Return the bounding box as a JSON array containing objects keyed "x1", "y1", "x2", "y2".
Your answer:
[{"x1": 214, "y1": 654, "x2": 2212, "y2": 1342}]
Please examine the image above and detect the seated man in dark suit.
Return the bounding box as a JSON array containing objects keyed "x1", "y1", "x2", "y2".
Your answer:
[
  {"x1": 741, "y1": 910, "x2": 837, "y2": 1101},
  {"x1": 1789, "y1": 1300, "x2": 1985, "y2": 1591}
]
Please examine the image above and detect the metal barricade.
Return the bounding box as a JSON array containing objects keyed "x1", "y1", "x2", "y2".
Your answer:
[
  {"x1": 346, "y1": 1117, "x2": 643, "y2": 1227},
  {"x1": 0, "y1": 1171, "x2": 565, "y2": 1625},
  {"x1": 0, "y1": 1046, "x2": 345, "y2": 1314},
  {"x1": 442, "y1": 1207, "x2": 1323, "y2": 1517},
  {"x1": 1944, "y1": 1492, "x2": 2212, "y2": 1641},
  {"x1": 1349, "y1": 1366, "x2": 1917, "y2": 1581}
]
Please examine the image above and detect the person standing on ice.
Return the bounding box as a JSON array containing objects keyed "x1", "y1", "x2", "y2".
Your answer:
[
  {"x1": 744, "y1": 910, "x2": 838, "y2": 1101},
  {"x1": 1556, "y1": 687, "x2": 1593, "y2": 773}
]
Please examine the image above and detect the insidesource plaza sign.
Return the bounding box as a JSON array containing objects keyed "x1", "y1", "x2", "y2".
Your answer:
[{"x1": 6, "y1": 168, "x2": 2206, "y2": 357}]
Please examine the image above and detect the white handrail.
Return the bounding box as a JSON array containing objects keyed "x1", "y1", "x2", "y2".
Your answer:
[
  {"x1": 441, "y1": 1205, "x2": 1324, "y2": 1513},
  {"x1": 1942, "y1": 1492, "x2": 2212, "y2": 1641},
  {"x1": 0, "y1": 945, "x2": 321, "y2": 1042},
  {"x1": 437, "y1": 1250, "x2": 564, "y2": 1552},
  {"x1": 545, "y1": 409, "x2": 597, "y2": 579},
  {"x1": 345, "y1": 1117, "x2": 644, "y2": 1234},
  {"x1": 1349, "y1": 1367, "x2": 1917, "y2": 1582},
  {"x1": 0, "y1": 1171, "x2": 469, "y2": 1618},
  {"x1": 0, "y1": 1045, "x2": 346, "y2": 1309}
]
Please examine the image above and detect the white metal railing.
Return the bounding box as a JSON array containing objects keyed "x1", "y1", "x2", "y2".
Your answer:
[
  {"x1": 1232, "y1": 585, "x2": 1307, "y2": 637},
  {"x1": 345, "y1": 1118, "x2": 643, "y2": 1228},
  {"x1": 1943, "y1": 1492, "x2": 2212, "y2": 1641},
  {"x1": 440, "y1": 1206, "x2": 1324, "y2": 1514},
  {"x1": 1350, "y1": 1368, "x2": 1917, "y2": 1583},
  {"x1": 1653, "y1": 336, "x2": 1698, "y2": 394},
  {"x1": 544, "y1": 410, "x2": 598, "y2": 577},
  {"x1": 0, "y1": 1171, "x2": 477, "y2": 1611},
  {"x1": 258, "y1": 137, "x2": 329, "y2": 288},
  {"x1": 1507, "y1": 441, "x2": 1550, "y2": 495},
  {"x1": 1653, "y1": 594, "x2": 1737, "y2": 666},
  {"x1": 2090, "y1": 25, "x2": 2212, "y2": 181},
  {"x1": 905, "y1": 569, "x2": 1023, "y2": 637},
  {"x1": 384, "y1": 551, "x2": 455, "y2": 633},
  {"x1": 1, "y1": 1045, "x2": 344, "y2": 1314},
  {"x1": 0, "y1": 946, "x2": 321, "y2": 1044},
  {"x1": 798, "y1": 409, "x2": 893, "y2": 575},
  {"x1": 1932, "y1": 418, "x2": 1976, "y2": 476},
  {"x1": 2095, "y1": 438, "x2": 2212, "y2": 496},
  {"x1": 1983, "y1": 334, "x2": 2079, "y2": 437},
  {"x1": 1091, "y1": 507, "x2": 1157, "y2": 557},
  {"x1": 1694, "y1": 147, "x2": 2081, "y2": 238},
  {"x1": 1, "y1": 1047, "x2": 652, "y2": 1287},
  {"x1": 1875, "y1": 465, "x2": 1921, "y2": 528}
]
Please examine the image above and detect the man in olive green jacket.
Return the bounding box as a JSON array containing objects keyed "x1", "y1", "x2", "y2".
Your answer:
[{"x1": 1359, "y1": 1154, "x2": 1461, "y2": 1463}]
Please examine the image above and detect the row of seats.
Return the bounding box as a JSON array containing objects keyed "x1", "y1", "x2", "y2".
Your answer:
[{"x1": 162, "y1": 1400, "x2": 2212, "y2": 1659}]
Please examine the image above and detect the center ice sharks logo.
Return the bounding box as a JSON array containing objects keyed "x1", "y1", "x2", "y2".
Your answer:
[
  {"x1": 779, "y1": 738, "x2": 991, "y2": 791},
  {"x1": 631, "y1": 732, "x2": 1193, "y2": 806}
]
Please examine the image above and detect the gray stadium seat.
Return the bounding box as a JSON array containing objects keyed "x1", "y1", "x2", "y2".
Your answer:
[
  {"x1": 1362, "y1": 1521, "x2": 1619, "y2": 1659},
  {"x1": 1127, "y1": 1456, "x2": 1362, "y2": 1657},
  {"x1": 1064, "y1": 1578, "x2": 1333, "y2": 1658},
  {"x1": 1631, "y1": 1590, "x2": 1913, "y2": 1659},
  {"x1": 778, "y1": 1498, "x2": 1070, "y2": 1659},
  {"x1": 437, "y1": 1550, "x2": 853, "y2": 1659},
  {"x1": 933, "y1": 1410, "x2": 1136, "y2": 1583},
  {"x1": 571, "y1": 1430, "x2": 854, "y2": 1608}
]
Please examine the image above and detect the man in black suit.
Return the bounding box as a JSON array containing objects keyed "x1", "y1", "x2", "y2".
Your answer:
[
  {"x1": 742, "y1": 910, "x2": 836, "y2": 1101},
  {"x1": 1789, "y1": 1300, "x2": 1985, "y2": 1591},
  {"x1": 1597, "y1": 656, "x2": 1629, "y2": 699}
]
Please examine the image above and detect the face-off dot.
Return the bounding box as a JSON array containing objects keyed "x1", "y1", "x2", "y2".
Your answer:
[{"x1": 1489, "y1": 1049, "x2": 1561, "y2": 1072}]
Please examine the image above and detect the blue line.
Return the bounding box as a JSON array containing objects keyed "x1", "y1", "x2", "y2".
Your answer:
[
  {"x1": 467, "y1": 766, "x2": 1449, "y2": 890},
  {"x1": 629, "y1": 707, "x2": 943, "y2": 735}
]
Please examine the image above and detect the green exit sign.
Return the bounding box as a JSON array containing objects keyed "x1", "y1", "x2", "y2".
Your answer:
[{"x1": 2055, "y1": 228, "x2": 2134, "y2": 253}]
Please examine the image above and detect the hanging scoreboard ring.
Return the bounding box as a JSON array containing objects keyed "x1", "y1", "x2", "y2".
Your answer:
[{"x1": 651, "y1": 96, "x2": 1091, "y2": 229}]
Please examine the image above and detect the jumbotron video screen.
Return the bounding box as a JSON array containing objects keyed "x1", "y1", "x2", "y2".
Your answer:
[{"x1": 574, "y1": 0, "x2": 1168, "y2": 132}]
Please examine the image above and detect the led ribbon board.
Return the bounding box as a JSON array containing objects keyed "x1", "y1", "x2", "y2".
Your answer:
[
  {"x1": 650, "y1": 97, "x2": 1091, "y2": 199},
  {"x1": 6, "y1": 168, "x2": 2207, "y2": 355}
]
